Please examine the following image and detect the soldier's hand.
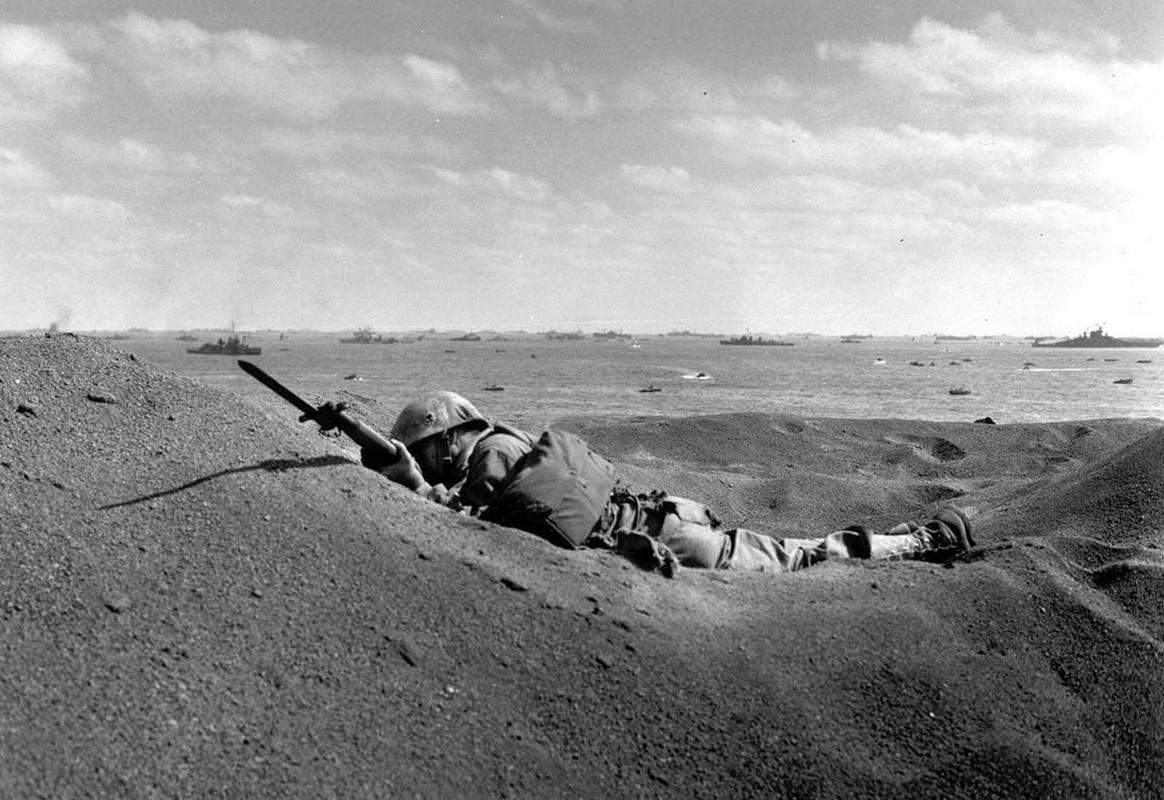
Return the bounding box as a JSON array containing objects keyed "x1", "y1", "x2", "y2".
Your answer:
[
  {"x1": 360, "y1": 443, "x2": 395, "y2": 471},
  {"x1": 362, "y1": 441, "x2": 427, "y2": 491}
]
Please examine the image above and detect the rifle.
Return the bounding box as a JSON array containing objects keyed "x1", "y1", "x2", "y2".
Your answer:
[{"x1": 237, "y1": 360, "x2": 399, "y2": 462}]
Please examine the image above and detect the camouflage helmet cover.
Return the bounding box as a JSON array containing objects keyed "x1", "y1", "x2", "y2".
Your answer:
[{"x1": 389, "y1": 390, "x2": 487, "y2": 447}]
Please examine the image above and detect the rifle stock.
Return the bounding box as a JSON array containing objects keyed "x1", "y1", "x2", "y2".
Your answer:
[
  {"x1": 328, "y1": 413, "x2": 399, "y2": 459},
  {"x1": 237, "y1": 360, "x2": 400, "y2": 461}
]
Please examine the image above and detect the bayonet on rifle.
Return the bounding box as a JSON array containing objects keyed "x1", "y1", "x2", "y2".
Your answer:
[{"x1": 238, "y1": 360, "x2": 399, "y2": 460}]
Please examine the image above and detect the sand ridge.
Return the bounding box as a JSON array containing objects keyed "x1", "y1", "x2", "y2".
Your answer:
[{"x1": 2, "y1": 333, "x2": 1162, "y2": 799}]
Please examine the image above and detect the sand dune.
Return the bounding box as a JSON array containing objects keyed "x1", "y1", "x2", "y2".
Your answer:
[{"x1": 2, "y1": 334, "x2": 1162, "y2": 799}]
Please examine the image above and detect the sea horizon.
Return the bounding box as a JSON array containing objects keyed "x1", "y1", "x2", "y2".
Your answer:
[{"x1": 50, "y1": 330, "x2": 1163, "y2": 428}]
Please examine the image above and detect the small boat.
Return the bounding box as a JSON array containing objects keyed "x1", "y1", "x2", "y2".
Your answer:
[
  {"x1": 187, "y1": 334, "x2": 260, "y2": 356},
  {"x1": 873, "y1": 358, "x2": 886, "y2": 365},
  {"x1": 638, "y1": 385, "x2": 662, "y2": 393},
  {"x1": 1113, "y1": 378, "x2": 1133, "y2": 385},
  {"x1": 481, "y1": 384, "x2": 505, "y2": 392},
  {"x1": 948, "y1": 387, "x2": 972, "y2": 396}
]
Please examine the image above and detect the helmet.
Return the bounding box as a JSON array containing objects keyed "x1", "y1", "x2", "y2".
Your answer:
[{"x1": 389, "y1": 390, "x2": 487, "y2": 447}]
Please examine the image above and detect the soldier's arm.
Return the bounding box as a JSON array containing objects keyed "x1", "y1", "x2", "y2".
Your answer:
[{"x1": 458, "y1": 434, "x2": 530, "y2": 510}]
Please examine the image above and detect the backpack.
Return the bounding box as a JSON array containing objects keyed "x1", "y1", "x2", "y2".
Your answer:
[{"x1": 481, "y1": 430, "x2": 617, "y2": 549}]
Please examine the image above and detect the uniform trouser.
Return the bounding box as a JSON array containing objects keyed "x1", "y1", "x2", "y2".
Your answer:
[
  {"x1": 700, "y1": 527, "x2": 924, "y2": 571},
  {"x1": 598, "y1": 492, "x2": 929, "y2": 573}
]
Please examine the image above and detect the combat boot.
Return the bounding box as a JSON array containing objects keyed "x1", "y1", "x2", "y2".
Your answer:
[
  {"x1": 917, "y1": 506, "x2": 974, "y2": 561},
  {"x1": 860, "y1": 506, "x2": 973, "y2": 562}
]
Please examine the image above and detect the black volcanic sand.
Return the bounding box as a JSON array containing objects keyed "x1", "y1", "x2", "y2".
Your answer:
[{"x1": 3, "y1": 334, "x2": 1162, "y2": 799}]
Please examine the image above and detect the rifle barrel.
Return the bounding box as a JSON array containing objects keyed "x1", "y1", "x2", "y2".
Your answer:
[{"x1": 237, "y1": 359, "x2": 399, "y2": 460}]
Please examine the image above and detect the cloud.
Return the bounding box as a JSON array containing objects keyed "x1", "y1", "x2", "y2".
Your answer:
[
  {"x1": 619, "y1": 64, "x2": 797, "y2": 113},
  {"x1": 621, "y1": 164, "x2": 691, "y2": 194},
  {"x1": 0, "y1": 148, "x2": 55, "y2": 190},
  {"x1": 430, "y1": 166, "x2": 554, "y2": 203},
  {"x1": 982, "y1": 199, "x2": 1100, "y2": 231},
  {"x1": 492, "y1": 61, "x2": 603, "y2": 118},
  {"x1": 218, "y1": 193, "x2": 294, "y2": 220},
  {"x1": 684, "y1": 116, "x2": 1045, "y2": 177},
  {"x1": 260, "y1": 127, "x2": 464, "y2": 162},
  {"x1": 100, "y1": 13, "x2": 489, "y2": 120},
  {"x1": 817, "y1": 15, "x2": 1164, "y2": 136},
  {"x1": 60, "y1": 136, "x2": 168, "y2": 172},
  {"x1": 400, "y1": 55, "x2": 491, "y2": 115},
  {"x1": 507, "y1": 0, "x2": 601, "y2": 35},
  {"x1": 46, "y1": 193, "x2": 134, "y2": 221},
  {"x1": 0, "y1": 23, "x2": 89, "y2": 122}
]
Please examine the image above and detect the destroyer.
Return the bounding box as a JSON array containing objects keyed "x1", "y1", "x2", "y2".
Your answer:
[
  {"x1": 340, "y1": 327, "x2": 397, "y2": 344},
  {"x1": 719, "y1": 334, "x2": 794, "y2": 346},
  {"x1": 187, "y1": 334, "x2": 261, "y2": 356}
]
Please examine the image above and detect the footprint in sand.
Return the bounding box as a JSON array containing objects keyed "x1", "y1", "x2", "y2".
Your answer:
[{"x1": 885, "y1": 434, "x2": 968, "y2": 462}]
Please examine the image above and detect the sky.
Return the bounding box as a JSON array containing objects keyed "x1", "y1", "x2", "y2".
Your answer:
[{"x1": 2, "y1": 1, "x2": 1162, "y2": 336}]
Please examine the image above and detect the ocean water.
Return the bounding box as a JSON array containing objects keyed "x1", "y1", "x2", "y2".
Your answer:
[{"x1": 120, "y1": 333, "x2": 1163, "y2": 430}]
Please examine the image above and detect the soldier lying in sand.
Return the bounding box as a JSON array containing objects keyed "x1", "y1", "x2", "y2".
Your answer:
[{"x1": 360, "y1": 390, "x2": 974, "y2": 577}]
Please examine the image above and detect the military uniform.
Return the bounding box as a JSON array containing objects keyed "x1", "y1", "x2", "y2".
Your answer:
[{"x1": 379, "y1": 413, "x2": 973, "y2": 575}]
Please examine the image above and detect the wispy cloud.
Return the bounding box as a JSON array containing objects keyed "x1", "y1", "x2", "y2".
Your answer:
[
  {"x1": 493, "y1": 61, "x2": 603, "y2": 118},
  {"x1": 508, "y1": 0, "x2": 601, "y2": 35},
  {"x1": 0, "y1": 147, "x2": 55, "y2": 189},
  {"x1": 94, "y1": 13, "x2": 490, "y2": 120},
  {"x1": 0, "y1": 23, "x2": 89, "y2": 122},
  {"x1": 620, "y1": 164, "x2": 691, "y2": 194},
  {"x1": 818, "y1": 15, "x2": 1163, "y2": 135},
  {"x1": 429, "y1": 166, "x2": 555, "y2": 203},
  {"x1": 1, "y1": 6, "x2": 1159, "y2": 335},
  {"x1": 683, "y1": 117, "x2": 1047, "y2": 176}
]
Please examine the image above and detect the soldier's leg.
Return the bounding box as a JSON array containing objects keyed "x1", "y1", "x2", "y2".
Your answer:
[
  {"x1": 653, "y1": 514, "x2": 733, "y2": 568},
  {"x1": 720, "y1": 526, "x2": 900, "y2": 571},
  {"x1": 730, "y1": 506, "x2": 973, "y2": 571},
  {"x1": 660, "y1": 520, "x2": 926, "y2": 572},
  {"x1": 829, "y1": 507, "x2": 974, "y2": 563},
  {"x1": 725, "y1": 529, "x2": 824, "y2": 571}
]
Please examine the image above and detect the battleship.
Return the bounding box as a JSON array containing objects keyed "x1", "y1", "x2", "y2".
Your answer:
[
  {"x1": 186, "y1": 334, "x2": 261, "y2": 356},
  {"x1": 1032, "y1": 327, "x2": 1162, "y2": 349}
]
